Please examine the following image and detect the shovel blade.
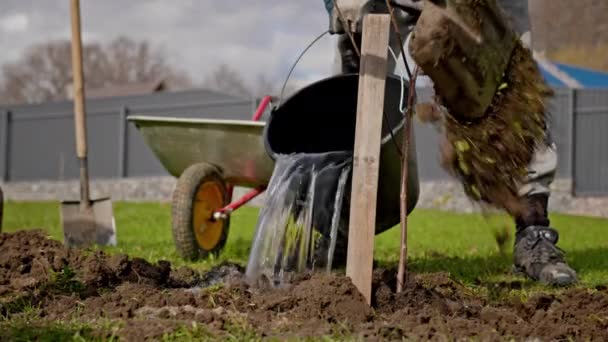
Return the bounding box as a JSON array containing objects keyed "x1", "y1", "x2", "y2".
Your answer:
[{"x1": 60, "y1": 197, "x2": 116, "y2": 247}]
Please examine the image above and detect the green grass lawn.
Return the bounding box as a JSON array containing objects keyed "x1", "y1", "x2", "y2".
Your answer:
[{"x1": 3, "y1": 201, "x2": 608, "y2": 288}]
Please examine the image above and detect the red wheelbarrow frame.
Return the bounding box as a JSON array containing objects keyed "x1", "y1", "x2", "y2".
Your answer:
[{"x1": 212, "y1": 95, "x2": 272, "y2": 220}]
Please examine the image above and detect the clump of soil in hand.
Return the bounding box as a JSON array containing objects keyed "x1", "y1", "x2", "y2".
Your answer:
[
  {"x1": 408, "y1": 0, "x2": 552, "y2": 217},
  {"x1": 440, "y1": 42, "x2": 552, "y2": 217}
]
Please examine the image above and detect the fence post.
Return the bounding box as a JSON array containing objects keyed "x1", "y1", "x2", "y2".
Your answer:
[
  {"x1": 117, "y1": 106, "x2": 128, "y2": 178},
  {"x1": 0, "y1": 110, "x2": 10, "y2": 182},
  {"x1": 569, "y1": 88, "x2": 577, "y2": 196}
]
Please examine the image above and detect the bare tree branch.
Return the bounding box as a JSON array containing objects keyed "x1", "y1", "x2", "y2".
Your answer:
[
  {"x1": 203, "y1": 64, "x2": 253, "y2": 98},
  {"x1": 0, "y1": 36, "x2": 192, "y2": 104}
]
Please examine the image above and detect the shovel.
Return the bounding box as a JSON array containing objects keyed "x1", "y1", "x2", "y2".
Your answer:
[{"x1": 61, "y1": 0, "x2": 116, "y2": 247}]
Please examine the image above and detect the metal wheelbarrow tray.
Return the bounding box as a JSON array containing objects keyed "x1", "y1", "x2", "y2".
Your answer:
[
  {"x1": 128, "y1": 116, "x2": 274, "y2": 187},
  {"x1": 128, "y1": 110, "x2": 275, "y2": 260}
]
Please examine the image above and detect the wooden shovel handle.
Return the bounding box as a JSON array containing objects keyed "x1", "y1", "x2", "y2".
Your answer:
[
  {"x1": 70, "y1": 0, "x2": 91, "y2": 206},
  {"x1": 70, "y1": 0, "x2": 87, "y2": 159}
]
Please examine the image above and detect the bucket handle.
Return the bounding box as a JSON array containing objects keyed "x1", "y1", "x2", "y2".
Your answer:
[
  {"x1": 278, "y1": 32, "x2": 411, "y2": 114},
  {"x1": 278, "y1": 30, "x2": 330, "y2": 106}
]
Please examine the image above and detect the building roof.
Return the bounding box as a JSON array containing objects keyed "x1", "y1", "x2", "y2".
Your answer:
[
  {"x1": 537, "y1": 57, "x2": 608, "y2": 88},
  {"x1": 85, "y1": 79, "x2": 167, "y2": 99}
]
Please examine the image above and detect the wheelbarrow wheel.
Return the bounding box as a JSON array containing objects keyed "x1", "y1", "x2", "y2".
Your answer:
[{"x1": 171, "y1": 163, "x2": 230, "y2": 260}]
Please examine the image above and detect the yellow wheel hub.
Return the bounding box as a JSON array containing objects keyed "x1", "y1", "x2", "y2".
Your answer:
[{"x1": 193, "y1": 181, "x2": 224, "y2": 251}]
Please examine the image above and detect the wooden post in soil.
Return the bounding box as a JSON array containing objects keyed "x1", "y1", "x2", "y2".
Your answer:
[{"x1": 345, "y1": 13, "x2": 391, "y2": 306}]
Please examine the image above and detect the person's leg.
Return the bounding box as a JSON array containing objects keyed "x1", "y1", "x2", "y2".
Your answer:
[
  {"x1": 512, "y1": 136, "x2": 578, "y2": 285},
  {"x1": 334, "y1": 32, "x2": 362, "y2": 74},
  {"x1": 496, "y1": 0, "x2": 577, "y2": 285}
]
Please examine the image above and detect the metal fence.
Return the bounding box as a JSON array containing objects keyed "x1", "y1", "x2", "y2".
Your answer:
[
  {"x1": 0, "y1": 86, "x2": 606, "y2": 196},
  {"x1": 0, "y1": 89, "x2": 256, "y2": 182},
  {"x1": 572, "y1": 89, "x2": 608, "y2": 196}
]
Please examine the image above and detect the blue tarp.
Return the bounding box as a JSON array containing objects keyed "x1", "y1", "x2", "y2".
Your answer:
[{"x1": 539, "y1": 62, "x2": 608, "y2": 88}]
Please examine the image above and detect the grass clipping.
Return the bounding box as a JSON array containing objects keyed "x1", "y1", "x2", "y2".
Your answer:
[{"x1": 438, "y1": 42, "x2": 553, "y2": 217}]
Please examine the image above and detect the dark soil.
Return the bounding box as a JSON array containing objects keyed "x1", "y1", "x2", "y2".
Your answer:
[{"x1": 1, "y1": 231, "x2": 607, "y2": 341}]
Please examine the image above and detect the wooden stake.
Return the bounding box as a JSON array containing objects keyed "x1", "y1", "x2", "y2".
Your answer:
[{"x1": 345, "y1": 14, "x2": 391, "y2": 306}]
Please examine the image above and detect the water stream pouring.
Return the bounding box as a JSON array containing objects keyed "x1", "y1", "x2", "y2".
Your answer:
[
  {"x1": 245, "y1": 152, "x2": 353, "y2": 286},
  {"x1": 245, "y1": 73, "x2": 420, "y2": 286}
]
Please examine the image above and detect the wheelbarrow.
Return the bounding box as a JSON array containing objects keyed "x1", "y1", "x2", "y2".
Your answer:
[
  {"x1": 129, "y1": 73, "x2": 419, "y2": 261},
  {"x1": 128, "y1": 96, "x2": 275, "y2": 260}
]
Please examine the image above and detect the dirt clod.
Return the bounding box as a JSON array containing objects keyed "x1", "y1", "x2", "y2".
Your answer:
[
  {"x1": 1, "y1": 230, "x2": 607, "y2": 341},
  {"x1": 439, "y1": 42, "x2": 553, "y2": 218}
]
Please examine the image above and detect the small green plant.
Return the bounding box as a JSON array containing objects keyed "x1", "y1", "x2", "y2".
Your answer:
[
  {"x1": 0, "y1": 320, "x2": 97, "y2": 342},
  {"x1": 161, "y1": 323, "x2": 214, "y2": 342},
  {"x1": 49, "y1": 266, "x2": 86, "y2": 296},
  {"x1": 223, "y1": 314, "x2": 261, "y2": 341},
  {"x1": 0, "y1": 295, "x2": 37, "y2": 319}
]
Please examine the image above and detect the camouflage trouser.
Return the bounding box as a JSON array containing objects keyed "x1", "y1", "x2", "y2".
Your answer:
[
  {"x1": 498, "y1": 0, "x2": 557, "y2": 198},
  {"x1": 330, "y1": 0, "x2": 557, "y2": 198}
]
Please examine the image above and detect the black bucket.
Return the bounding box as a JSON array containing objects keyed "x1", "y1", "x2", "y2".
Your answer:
[{"x1": 263, "y1": 73, "x2": 419, "y2": 235}]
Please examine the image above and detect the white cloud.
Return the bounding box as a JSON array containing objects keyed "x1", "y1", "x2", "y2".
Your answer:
[
  {"x1": 0, "y1": 13, "x2": 29, "y2": 33},
  {"x1": 0, "y1": 1, "x2": 338, "y2": 88}
]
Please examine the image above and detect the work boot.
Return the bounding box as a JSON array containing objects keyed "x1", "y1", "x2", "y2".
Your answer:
[{"x1": 513, "y1": 194, "x2": 578, "y2": 286}]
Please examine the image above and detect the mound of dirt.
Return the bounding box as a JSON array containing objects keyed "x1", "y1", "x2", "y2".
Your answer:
[
  {"x1": 1, "y1": 231, "x2": 607, "y2": 341},
  {"x1": 0, "y1": 230, "x2": 201, "y2": 301}
]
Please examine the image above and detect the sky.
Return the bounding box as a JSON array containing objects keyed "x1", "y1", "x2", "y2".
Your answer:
[{"x1": 0, "y1": 0, "x2": 341, "y2": 90}]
